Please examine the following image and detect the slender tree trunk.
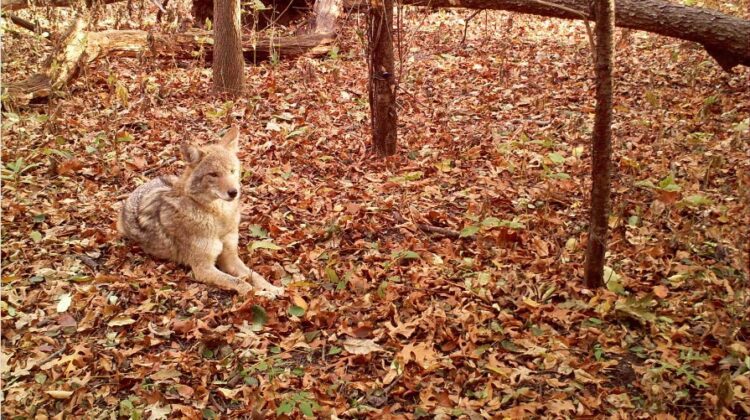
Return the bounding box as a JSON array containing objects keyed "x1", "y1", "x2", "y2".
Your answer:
[
  {"x1": 584, "y1": 0, "x2": 615, "y2": 288},
  {"x1": 368, "y1": 0, "x2": 397, "y2": 156},
  {"x1": 212, "y1": 0, "x2": 244, "y2": 95}
]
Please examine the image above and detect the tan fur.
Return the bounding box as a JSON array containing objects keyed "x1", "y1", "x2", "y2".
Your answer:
[{"x1": 118, "y1": 127, "x2": 283, "y2": 297}]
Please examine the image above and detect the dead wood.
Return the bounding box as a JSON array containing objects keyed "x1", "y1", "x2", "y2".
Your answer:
[
  {"x1": 2, "y1": 0, "x2": 342, "y2": 107},
  {"x1": 400, "y1": 0, "x2": 750, "y2": 71}
]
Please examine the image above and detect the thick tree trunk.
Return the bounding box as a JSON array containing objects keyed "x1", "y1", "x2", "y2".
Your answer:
[
  {"x1": 584, "y1": 0, "x2": 614, "y2": 289},
  {"x1": 368, "y1": 0, "x2": 397, "y2": 157},
  {"x1": 212, "y1": 0, "x2": 244, "y2": 94},
  {"x1": 400, "y1": 0, "x2": 750, "y2": 71}
]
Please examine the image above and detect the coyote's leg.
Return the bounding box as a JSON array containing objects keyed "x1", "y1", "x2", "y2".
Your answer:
[
  {"x1": 191, "y1": 263, "x2": 253, "y2": 294},
  {"x1": 189, "y1": 238, "x2": 253, "y2": 294},
  {"x1": 217, "y1": 232, "x2": 250, "y2": 276},
  {"x1": 218, "y1": 232, "x2": 284, "y2": 297}
]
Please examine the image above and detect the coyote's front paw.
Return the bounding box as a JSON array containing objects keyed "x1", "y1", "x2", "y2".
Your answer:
[
  {"x1": 247, "y1": 271, "x2": 284, "y2": 297},
  {"x1": 234, "y1": 280, "x2": 253, "y2": 295},
  {"x1": 255, "y1": 289, "x2": 282, "y2": 299}
]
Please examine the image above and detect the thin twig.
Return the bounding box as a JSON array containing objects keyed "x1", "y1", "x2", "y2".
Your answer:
[
  {"x1": 460, "y1": 9, "x2": 482, "y2": 45},
  {"x1": 529, "y1": 0, "x2": 596, "y2": 65},
  {"x1": 142, "y1": 156, "x2": 177, "y2": 176},
  {"x1": 392, "y1": 211, "x2": 462, "y2": 239}
]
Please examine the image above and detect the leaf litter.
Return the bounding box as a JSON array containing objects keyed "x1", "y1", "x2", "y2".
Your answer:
[{"x1": 1, "y1": 4, "x2": 749, "y2": 418}]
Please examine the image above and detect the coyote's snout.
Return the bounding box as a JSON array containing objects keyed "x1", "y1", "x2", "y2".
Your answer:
[{"x1": 117, "y1": 127, "x2": 284, "y2": 297}]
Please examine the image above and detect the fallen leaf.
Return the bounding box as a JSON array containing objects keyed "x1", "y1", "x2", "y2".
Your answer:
[
  {"x1": 108, "y1": 315, "x2": 137, "y2": 327},
  {"x1": 46, "y1": 390, "x2": 73, "y2": 399},
  {"x1": 343, "y1": 338, "x2": 383, "y2": 355},
  {"x1": 653, "y1": 285, "x2": 668, "y2": 298},
  {"x1": 56, "y1": 293, "x2": 72, "y2": 313},
  {"x1": 150, "y1": 368, "x2": 181, "y2": 381}
]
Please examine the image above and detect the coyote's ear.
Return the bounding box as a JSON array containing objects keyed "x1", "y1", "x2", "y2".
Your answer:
[
  {"x1": 220, "y1": 126, "x2": 240, "y2": 152},
  {"x1": 180, "y1": 143, "x2": 203, "y2": 166}
]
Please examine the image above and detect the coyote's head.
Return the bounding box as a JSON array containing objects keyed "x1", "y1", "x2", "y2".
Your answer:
[{"x1": 180, "y1": 127, "x2": 243, "y2": 203}]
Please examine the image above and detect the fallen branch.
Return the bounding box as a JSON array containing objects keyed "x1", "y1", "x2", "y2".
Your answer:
[
  {"x1": 1, "y1": 0, "x2": 121, "y2": 11},
  {"x1": 392, "y1": 211, "x2": 462, "y2": 239},
  {"x1": 401, "y1": 0, "x2": 750, "y2": 71},
  {"x1": 3, "y1": 12, "x2": 43, "y2": 33},
  {"x1": 416, "y1": 223, "x2": 461, "y2": 239},
  {"x1": 2, "y1": 0, "x2": 341, "y2": 107}
]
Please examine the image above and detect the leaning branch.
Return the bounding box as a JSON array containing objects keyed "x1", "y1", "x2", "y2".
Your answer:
[{"x1": 400, "y1": 0, "x2": 750, "y2": 71}]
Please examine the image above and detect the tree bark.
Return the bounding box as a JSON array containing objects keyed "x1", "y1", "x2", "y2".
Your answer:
[
  {"x1": 212, "y1": 0, "x2": 244, "y2": 94},
  {"x1": 399, "y1": 0, "x2": 750, "y2": 71},
  {"x1": 368, "y1": 0, "x2": 397, "y2": 157},
  {"x1": 584, "y1": 0, "x2": 614, "y2": 289}
]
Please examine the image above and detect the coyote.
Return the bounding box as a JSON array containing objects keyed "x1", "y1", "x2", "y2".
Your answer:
[{"x1": 117, "y1": 127, "x2": 284, "y2": 298}]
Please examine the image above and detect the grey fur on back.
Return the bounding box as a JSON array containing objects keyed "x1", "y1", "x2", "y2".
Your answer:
[{"x1": 118, "y1": 176, "x2": 176, "y2": 259}]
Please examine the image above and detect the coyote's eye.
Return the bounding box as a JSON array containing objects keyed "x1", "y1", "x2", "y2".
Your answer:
[{"x1": 206, "y1": 172, "x2": 219, "y2": 178}]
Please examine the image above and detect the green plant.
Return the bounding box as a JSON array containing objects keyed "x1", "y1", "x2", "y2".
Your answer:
[{"x1": 276, "y1": 391, "x2": 319, "y2": 417}]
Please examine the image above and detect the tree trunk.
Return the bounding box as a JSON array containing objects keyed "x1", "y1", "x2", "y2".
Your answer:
[
  {"x1": 399, "y1": 0, "x2": 750, "y2": 71},
  {"x1": 212, "y1": 0, "x2": 244, "y2": 95},
  {"x1": 2, "y1": 0, "x2": 342, "y2": 107},
  {"x1": 6, "y1": 0, "x2": 748, "y2": 70},
  {"x1": 368, "y1": 0, "x2": 397, "y2": 157},
  {"x1": 584, "y1": 0, "x2": 614, "y2": 289}
]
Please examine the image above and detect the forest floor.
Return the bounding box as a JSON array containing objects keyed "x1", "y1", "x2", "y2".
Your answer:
[{"x1": 1, "y1": 2, "x2": 749, "y2": 418}]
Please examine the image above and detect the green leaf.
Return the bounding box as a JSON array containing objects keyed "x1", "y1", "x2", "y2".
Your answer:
[
  {"x1": 288, "y1": 305, "x2": 305, "y2": 317},
  {"x1": 29, "y1": 231, "x2": 43, "y2": 242},
  {"x1": 276, "y1": 399, "x2": 295, "y2": 415},
  {"x1": 388, "y1": 171, "x2": 424, "y2": 183},
  {"x1": 480, "y1": 217, "x2": 524, "y2": 229},
  {"x1": 460, "y1": 225, "x2": 480, "y2": 238},
  {"x1": 603, "y1": 266, "x2": 626, "y2": 295},
  {"x1": 572, "y1": 145, "x2": 584, "y2": 158},
  {"x1": 481, "y1": 217, "x2": 501, "y2": 227},
  {"x1": 682, "y1": 194, "x2": 713, "y2": 207},
  {"x1": 34, "y1": 373, "x2": 47, "y2": 384},
  {"x1": 299, "y1": 401, "x2": 314, "y2": 417},
  {"x1": 547, "y1": 152, "x2": 565, "y2": 165},
  {"x1": 548, "y1": 172, "x2": 571, "y2": 180},
  {"x1": 202, "y1": 408, "x2": 216, "y2": 419},
  {"x1": 657, "y1": 174, "x2": 681, "y2": 192},
  {"x1": 249, "y1": 225, "x2": 268, "y2": 238},
  {"x1": 251, "y1": 305, "x2": 267, "y2": 331},
  {"x1": 325, "y1": 267, "x2": 339, "y2": 283},
  {"x1": 249, "y1": 240, "x2": 282, "y2": 251},
  {"x1": 392, "y1": 250, "x2": 420, "y2": 260},
  {"x1": 476, "y1": 272, "x2": 491, "y2": 286},
  {"x1": 634, "y1": 179, "x2": 657, "y2": 189},
  {"x1": 501, "y1": 340, "x2": 523, "y2": 353},
  {"x1": 474, "y1": 344, "x2": 491, "y2": 356},
  {"x1": 327, "y1": 346, "x2": 342, "y2": 355},
  {"x1": 120, "y1": 399, "x2": 135, "y2": 417},
  {"x1": 285, "y1": 127, "x2": 306, "y2": 139}
]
